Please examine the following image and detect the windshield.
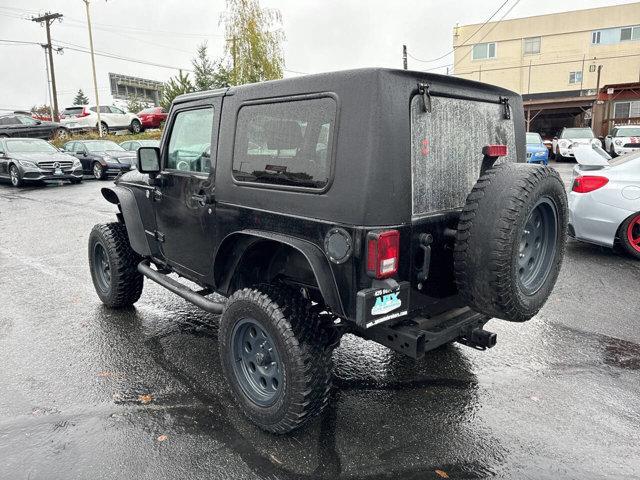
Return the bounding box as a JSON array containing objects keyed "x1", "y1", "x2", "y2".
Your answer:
[
  {"x1": 5, "y1": 139, "x2": 58, "y2": 154},
  {"x1": 615, "y1": 127, "x2": 640, "y2": 137},
  {"x1": 561, "y1": 128, "x2": 594, "y2": 139},
  {"x1": 526, "y1": 133, "x2": 542, "y2": 144},
  {"x1": 85, "y1": 141, "x2": 125, "y2": 152}
]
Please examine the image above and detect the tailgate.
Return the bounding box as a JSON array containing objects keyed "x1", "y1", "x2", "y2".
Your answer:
[{"x1": 410, "y1": 94, "x2": 518, "y2": 217}]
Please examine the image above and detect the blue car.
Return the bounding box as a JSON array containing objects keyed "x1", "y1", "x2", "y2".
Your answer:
[{"x1": 526, "y1": 132, "x2": 549, "y2": 164}]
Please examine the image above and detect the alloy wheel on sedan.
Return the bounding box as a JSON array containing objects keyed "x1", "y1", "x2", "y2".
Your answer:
[
  {"x1": 9, "y1": 165, "x2": 22, "y2": 187},
  {"x1": 93, "y1": 162, "x2": 104, "y2": 180},
  {"x1": 626, "y1": 214, "x2": 640, "y2": 253}
]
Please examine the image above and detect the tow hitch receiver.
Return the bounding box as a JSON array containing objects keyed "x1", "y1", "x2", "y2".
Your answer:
[{"x1": 458, "y1": 327, "x2": 497, "y2": 350}]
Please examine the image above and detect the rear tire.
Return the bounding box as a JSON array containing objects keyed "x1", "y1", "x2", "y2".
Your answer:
[
  {"x1": 454, "y1": 163, "x2": 568, "y2": 322},
  {"x1": 93, "y1": 162, "x2": 106, "y2": 180},
  {"x1": 51, "y1": 127, "x2": 69, "y2": 140},
  {"x1": 617, "y1": 213, "x2": 640, "y2": 260},
  {"x1": 88, "y1": 222, "x2": 143, "y2": 307},
  {"x1": 97, "y1": 122, "x2": 109, "y2": 135},
  {"x1": 219, "y1": 285, "x2": 335, "y2": 434}
]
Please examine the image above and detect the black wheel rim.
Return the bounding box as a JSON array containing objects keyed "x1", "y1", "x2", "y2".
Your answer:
[
  {"x1": 231, "y1": 318, "x2": 283, "y2": 407},
  {"x1": 518, "y1": 196, "x2": 558, "y2": 295},
  {"x1": 93, "y1": 242, "x2": 111, "y2": 292}
]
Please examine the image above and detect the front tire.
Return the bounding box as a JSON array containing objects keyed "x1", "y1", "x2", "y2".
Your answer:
[
  {"x1": 129, "y1": 119, "x2": 142, "y2": 134},
  {"x1": 219, "y1": 286, "x2": 335, "y2": 434},
  {"x1": 97, "y1": 122, "x2": 109, "y2": 135},
  {"x1": 454, "y1": 163, "x2": 568, "y2": 322},
  {"x1": 618, "y1": 213, "x2": 640, "y2": 260},
  {"x1": 9, "y1": 164, "x2": 23, "y2": 187},
  {"x1": 88, "y1": 222, "x2": 143, "y2": 307},
  {"x1": 52, "y1": 127, "x2": 69, "y2": 140}
]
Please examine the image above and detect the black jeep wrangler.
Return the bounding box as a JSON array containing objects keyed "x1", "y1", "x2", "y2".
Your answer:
[{"x1": 89, "y1": 68, "x2": 567, "y2": 433}]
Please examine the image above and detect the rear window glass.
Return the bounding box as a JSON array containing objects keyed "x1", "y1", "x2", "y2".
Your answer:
[
  {"x1": 64, "y1": 107, "x2": 83, "y2": 114},
  {"x1": 232, "y1": 97, "x2": 336, "y2": 190}
]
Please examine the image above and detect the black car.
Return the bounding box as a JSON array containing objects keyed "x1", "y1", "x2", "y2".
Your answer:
[
  {"x1": 62, "y1": 140, "x2": 137, "y2": 180},
  {"x1": 87, "y1": 68, "x2": 568, "y2": 433},
  {"x1": 0, "y1": 137, "x2": 83, "y2": 187},
  {"x1": 0, "y1": 113, "x2": 69, "y2": 140}
]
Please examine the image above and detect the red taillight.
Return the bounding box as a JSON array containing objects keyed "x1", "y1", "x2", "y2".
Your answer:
[
  {"x1": 78, "y1": 107, "x2": 90, "y2": 118},
  {"x1": 572, "y1": 175, "x2": 609, "y2": 193},
  {"x1": 482, "y1": 144, "x2": 508, "y2": 157},
  {"x1": 367, "y1": 230, "x2": 400, "y2": 279}
]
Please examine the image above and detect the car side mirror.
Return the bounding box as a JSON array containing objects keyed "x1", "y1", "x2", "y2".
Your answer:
[
  {"x1": 138, "y1": 147, "x2": 161, "y2": 178},
  {"x1": 553, "y1": 136, "x2": 558, "y2": 140}
]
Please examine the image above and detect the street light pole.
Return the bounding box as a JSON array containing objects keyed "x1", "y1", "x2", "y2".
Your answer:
[
  {"x1": 82, "y1": 0, "x2": 103, "y2": 137},
  {"x1": 41, "y1": 44, "x2": 54, "y2": 121}
]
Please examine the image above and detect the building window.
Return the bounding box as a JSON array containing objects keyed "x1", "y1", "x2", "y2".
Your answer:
[
  {"x1": 569, "y1": 71, "x2": 583, "y2": 84},
  {"x1": 614, "y1": 101, "x2": 640, "y2": 119},
  {"x1": 523, "y1": 36, "x2": 541, "y2": 55},
  {"x1": 472, "y1": 42, "x2": 496, "y2": 60},
  {"x1": 592, "y1": 25, "x2": 640, "y2": 45}
]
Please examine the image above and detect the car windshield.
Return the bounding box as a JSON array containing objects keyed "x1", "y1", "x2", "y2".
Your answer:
[
  {"x1": 526, "y1": 133, "x2": 542, "y2": 144},
  {"x1": 85, "y1": 141, "x2": 125, "y2": 152},
  {"x1": 615, "y1": 127, "x2": 640, "y2": 136},
  {"x1": 5, "y1": 139, "x2": 57, "y2": 154},
  {"x1": 561, "y1": 128, "x2": 594, "y2": 139}
]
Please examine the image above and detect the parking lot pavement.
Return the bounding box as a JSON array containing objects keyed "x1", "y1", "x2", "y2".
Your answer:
[{"x1": 1, "y1": 171, "x2": 639, "y2": 480}]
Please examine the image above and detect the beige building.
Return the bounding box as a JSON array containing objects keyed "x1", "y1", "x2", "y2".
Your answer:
[{"x1": 453, "y1": 3, "x2": 640, "y2": 94}]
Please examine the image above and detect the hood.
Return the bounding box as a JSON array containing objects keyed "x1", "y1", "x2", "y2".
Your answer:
[
  {"x1": 526, "y1": 143, "x2": 546, "y2": 153},
  {"x1": 9, "y1": 151, "x2": 75, "y2": 164},
  {"x1": 565, "y1": 138, "x2": 594, "y2": 146}
]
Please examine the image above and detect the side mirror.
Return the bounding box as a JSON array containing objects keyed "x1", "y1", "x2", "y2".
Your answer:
[
  {"x1": 137, "y1": 147, "x2": 161, "y2": 177},
  {"x1": 553, "y1": 136, "x2": 558, "y2": 140}
]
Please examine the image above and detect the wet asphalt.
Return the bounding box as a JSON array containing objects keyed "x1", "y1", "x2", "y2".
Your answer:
[{"x1": 0, "y1": 162, "x2": 639, "y2": 480}]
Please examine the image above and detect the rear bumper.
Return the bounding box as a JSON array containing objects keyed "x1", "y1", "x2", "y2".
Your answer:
[
  {"x1": 568, "y1": 191, "x2": 632, "y2": 247},
  {"x1": 361, "y1": 307, "x2": 489, "y2": 358}
]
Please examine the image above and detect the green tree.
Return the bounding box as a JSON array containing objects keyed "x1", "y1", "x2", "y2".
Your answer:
[
  {"x1": 73, "y1": 89, "x2": 90, "y2": 105},
  {"x1": 126, "y1": 94, "x2": 146, "y2": 114},
  {"x1": 193, "y1": 41, "x2": 234, "y2": 90},
  {"x1": 161, "y1": 71, "x2": 195, "y2": 110},
  {"x1": 221, "y1": 0, "x2": 285, "y2": 85}
]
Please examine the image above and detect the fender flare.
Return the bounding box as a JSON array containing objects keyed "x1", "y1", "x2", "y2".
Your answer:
[
  {"x1": 101, "y1": 186, "x2": 151, "y2": 256},
  {"x1": 215, "y1": 229, "x2": 345, "y2": 317}
]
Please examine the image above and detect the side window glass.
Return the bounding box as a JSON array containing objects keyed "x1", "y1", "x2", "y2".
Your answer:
[
  {"x1": 63, "y1": 142, "x2": 75, "y2": 152},
  {"x1": 166, "y1": 107, "x2": 214, "y2": 174},
  {"x1": 110, "y1": 107, "x2": 124, "y2": 114},
  {"x1": 232, "y1": 97, "x2": 337, "y2": 189},
  {"x1": 18, "y1": 116, "x2": 38, "y2": 125},
  {"x1": 100, "y1": 106, "x2": 110, "y2": 114},
  {"x1": 90, "y1": 107, "x2": 97, "y2": 113}
]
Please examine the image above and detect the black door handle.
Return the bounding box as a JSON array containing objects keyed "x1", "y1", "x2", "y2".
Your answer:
[{"x1": 191, "y1": 193, "x2": 214, "y2": 207}]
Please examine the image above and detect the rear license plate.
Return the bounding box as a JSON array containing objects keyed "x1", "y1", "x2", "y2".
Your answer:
[{"x1": 356, "y1": 281, "x2": 410, "y2": 328}]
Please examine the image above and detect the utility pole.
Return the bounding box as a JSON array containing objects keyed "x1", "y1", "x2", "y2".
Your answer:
[
  {"x1": 41, "y1": 45, "x2": 54, "y2": 121},
  {"x1": 82, "y1": 0, "x2": 103, "y2": 137},
  {"x1": 32, "y1": 12, "x2": 62, "y2": 121},
  {"x1": 402, "y1": 45, "x2": 407, "y2": 70}
]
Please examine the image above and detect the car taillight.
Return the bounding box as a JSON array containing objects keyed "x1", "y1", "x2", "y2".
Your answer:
[
  {"x1": 367, "y1": 230, "x2": 400, "y2": 279},
  {"x1": 572, "y1": 175, "x2": 609, "y2": 193},
  {"x1": 482, "y1": 144, "x2": 508, "y2": 157},
  {"x1": 78, "y1": 107, "x2": 90, "y2": 118}
]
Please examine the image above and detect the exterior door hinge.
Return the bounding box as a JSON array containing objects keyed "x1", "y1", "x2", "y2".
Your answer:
[
  {"x1": 417, "y1": 83, "x2": 432, "y2": 113},
  {"x1": 500, "y1": 96, "x2": 511, "y2": 119}
]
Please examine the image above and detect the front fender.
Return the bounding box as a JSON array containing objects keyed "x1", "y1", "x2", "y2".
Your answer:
[
  {"x1": 214, "y1": 229, "x2": 345, "y2": 317},
  {"x1": 101, "y1": 186, "x2": 151, "y2": 256}
]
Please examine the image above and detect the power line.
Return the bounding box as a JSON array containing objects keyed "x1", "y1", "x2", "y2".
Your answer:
[
  {"x1": 452, "y1": 0, "x2": 523, "y2": 70},
  {"x1": 407, "y1": 0, "x2": 512, "y2": 64}
]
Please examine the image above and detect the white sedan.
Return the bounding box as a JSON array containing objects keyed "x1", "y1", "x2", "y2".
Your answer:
[
  {"x1": 604, "y1": 125, "x2": 640, "y2": 157},
  {"x1": 569, "y1": 146, "x2": 640, "y2": 259}
]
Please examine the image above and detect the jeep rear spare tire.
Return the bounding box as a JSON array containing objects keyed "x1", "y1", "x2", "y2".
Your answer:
[{"x1": 454, "y1": 163, "x2": 567, "y2": 322}]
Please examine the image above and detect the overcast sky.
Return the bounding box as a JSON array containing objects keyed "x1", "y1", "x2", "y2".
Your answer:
[{"x1": 0, "y1": 0, "x2": 636, "y2": 111}]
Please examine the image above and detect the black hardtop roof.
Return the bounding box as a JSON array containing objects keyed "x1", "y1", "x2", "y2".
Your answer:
[{"x1": 173, "y1": 67, "x2": 518, "y2": 104}]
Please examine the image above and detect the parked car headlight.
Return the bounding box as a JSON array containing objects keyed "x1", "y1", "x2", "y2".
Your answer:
[
  {"x1": 614, "y1": 139, "x2": 623, "y2": 146},
  {"x1": 18, "y1": 159, "x2": 38, "y2": 168},
  {"x1": 534, "y1": 150, "x2": 545, "y2": 156},
  {"x1": 591, "y1": 139, "x2": 601, "y2": 147},
  {"x1": 559, "y1": 140, "x2": 569, "y2": 148},
  {"x1": 72, "y1": 158, "x2": 82, "y2": 168},
  {"x1": 103, "y1": 155, "x2": 119, "y2": 163}
]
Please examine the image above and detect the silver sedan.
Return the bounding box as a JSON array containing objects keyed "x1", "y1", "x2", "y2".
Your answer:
[{"x1": 569, "y1": 146, "x2": 640, "y2": 259}]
